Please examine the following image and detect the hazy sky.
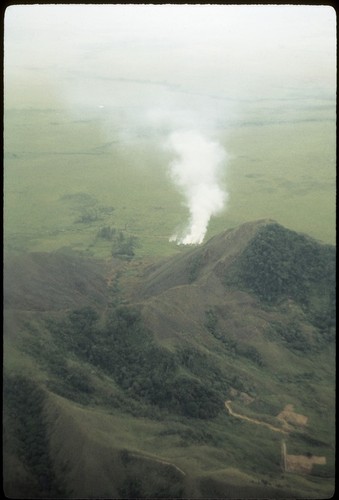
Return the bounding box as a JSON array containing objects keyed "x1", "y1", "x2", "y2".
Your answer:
[{"x1": 4, "y1": 4, "x2": 336, "y2": 112}]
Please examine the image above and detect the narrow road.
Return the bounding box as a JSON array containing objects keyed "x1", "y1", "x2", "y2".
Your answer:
[{"x1": 225, "y1": 400, "x2": 288, "y2": 434}]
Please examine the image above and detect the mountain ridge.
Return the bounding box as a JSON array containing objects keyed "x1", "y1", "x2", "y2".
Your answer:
[
  {"x1": 3, "y1": 219, "x2": 335, "y2": 498},
  {"x1": 134, "y1": 219, "x2": 277, "y2": 300}
]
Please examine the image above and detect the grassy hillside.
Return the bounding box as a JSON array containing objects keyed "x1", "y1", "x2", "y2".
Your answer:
[
  {"x1": 3, "y1": 221, "x2": 335, "y2": 498},
  {"x1": 4, "y1": 250, "x2": 111, "y2": 311}
]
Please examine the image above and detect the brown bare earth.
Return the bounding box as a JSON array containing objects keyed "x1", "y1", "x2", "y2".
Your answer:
[
  {"x1": 227, "y1": 403, "x2": 327, "y2": 477},
  {"x1": 277, "y1": 404, "x2": 308, "y2": 431},
  {"x1": 281, "y1": 441, "x2": 326, "y2": 475},
  {"x1": 286, "y1": 453, "x2": 326, "y2": 474},
  {"x1": 225, "y1": 401, "x2": 309, "y2": 436}
]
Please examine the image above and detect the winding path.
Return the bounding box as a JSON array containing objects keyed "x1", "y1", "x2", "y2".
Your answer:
[{"x1": 224, "y1": 400, "x2": 288, "y2": 434}]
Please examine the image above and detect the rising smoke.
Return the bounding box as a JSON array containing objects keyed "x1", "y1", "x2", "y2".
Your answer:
[
  {"x1": 5, "y1": 5, "x2": 335, "y2": 249},
  {"x1": 166, "y1": 130, "x2": 228, "y2": 245}
]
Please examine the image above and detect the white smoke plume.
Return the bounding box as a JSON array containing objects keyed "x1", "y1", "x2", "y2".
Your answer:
[{"x1": 166, "y1": 130, "x2": 228, "y2": 245}]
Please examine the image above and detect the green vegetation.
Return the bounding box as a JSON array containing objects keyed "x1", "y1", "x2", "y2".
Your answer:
[
  {"x1": 266, "y1": 321, "x2": 312, "y2": 353},
  {"x1": 205, "y1": 308, "x2": 264, "y2": 366},
  {"x1": 44, "y1": 305, "x2": 224, "y2": 419},
  {"x1": 3, "y1": 375, "x2": 65, "y2": 498},
  {"x1": 225, "y1": 225, "x2": 336, "y2": 336},
  {"x1": 4, "y1": 97, "x2": 336, "y2": 260},
  {"x1": 187, "y1": 252, "x2": 205, "y2": 282},
  {"x1": 97, "y1": 225, "x2": 116, "y2": 240},
  {"x1": 3, "y1": 219, "x2": 335, "y2": 498},
  {"x1": 111, "y1": 231, "x2": 140, "y2": 259},
  {"x1": 97, "y1": 224, "x2": 140, "y2": 258},
  {"x1": 117, "y1": 451, "x2": 186, "y2": 498},
  {"x1": 3, "y1": 94, "x2": 336, "y2": 499}
]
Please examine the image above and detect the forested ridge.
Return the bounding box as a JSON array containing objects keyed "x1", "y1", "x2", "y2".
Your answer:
[{"x1": 225, "y1": 223, "x2": 335, "y2": 321}]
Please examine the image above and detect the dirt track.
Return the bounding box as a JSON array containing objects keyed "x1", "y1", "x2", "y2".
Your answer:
[
  {"x1": 224, "y1": 400, "x2": 288, "y2": 434},
  {"x1": 225, "y1": 401, "x2": 326, "y2": 475}
]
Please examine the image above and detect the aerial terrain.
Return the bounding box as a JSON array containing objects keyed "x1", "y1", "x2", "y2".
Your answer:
[
  {"x1": 3, "y1": 5, "x2": 336, "y2": 499},
  {"x1": 3, "y1": 220, "x2": 336, "y2": 498}
]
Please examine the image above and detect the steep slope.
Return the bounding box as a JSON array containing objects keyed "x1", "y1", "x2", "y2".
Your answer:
[
  {"x1": 3, "y1": 220, "x2": 336, "y2": 499},
  {"x1": 133, "y1": 220, "x2": 336, "y2": 495},
  {"x1": 136, "y1": 219, "x2": 274, "y2": 299},
  {"x1": 3, "y1": 250, "x2": 111, "y2": 312},
  {"x1": 137, "y1": 220, "x2": 335, "y2": 348}
]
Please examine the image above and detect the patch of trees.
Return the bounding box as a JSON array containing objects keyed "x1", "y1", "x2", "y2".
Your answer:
[
  {"x1": 227, "y1": 224, "x2": 336, "y2": 317},
  {"x1": 96, "y1": 228, "x2": 140, "y2": 259},
  {"x1": 205, "y1": 308, "x2": 264, "y2": 367},
  {"x1": 46, "y1": 358, "x2": 94, "y2": 403},
  {"x1": 176, "y1": 346, "x2": 231, "y2": 395},
  {"x1": 3, "y1": 375, "x2": 65, "y2": 498},
  {"x1": 158, "y1": 423, "x2": 219, "y2": 447},
  {"x1": 61, "y1": 189, "x2": 115, "y2": 225},
  {"x1": 21, "y1": 324, "x2": 95, "y2": 405},
  {"x1": 75, "y1": 206, "x2": 115, "y2": 224},
  {"x1": 309, "y1": 283, "x2": 336, "y2": 335},
  {"x1": 187, "y1": 252, "x2": 205, "y2": 282},
  {"x1": 267, "y1": 321, "x2": 310, "y2": 353},
  {"x1": 237, "y1": 345, "x2": 264, "y2": 366},
  {"x1": 47, "y1": 306, "x2": 223, "y2": 419},
  {"x1": 267, "y1": 319, "x2": 334, "y2": 354},
  {"x1": 169, "y1": 376, "x2": 222, "y2": 419},
  {"x1": 111, "y1": 232, "x2": 139, "y2": 259},
  {"x1": 97, "y1": 225, "x2": 116, "y2": 240},
  {"x1": 205, "y1": 308, "x2": 219, "y2": 335},
  {"x1": 118, "y1": 455, "x2": 185, "y2": 499},
  {"x1": 75, "y1": 209, "x2": 99, "y2": 223}
]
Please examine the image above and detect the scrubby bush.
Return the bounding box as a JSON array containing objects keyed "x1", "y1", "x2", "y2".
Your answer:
[
  {"x1": 97, "y1": 225, "x2": 116, "y2": 240},
  {"x1": 111, "y1": 232, "x2": 140, "y2": 259}
]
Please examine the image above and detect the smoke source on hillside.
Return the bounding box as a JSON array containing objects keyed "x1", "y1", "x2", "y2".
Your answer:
[{"x1": 166, "y1": 130, "x2": 227, "y2": 245}]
